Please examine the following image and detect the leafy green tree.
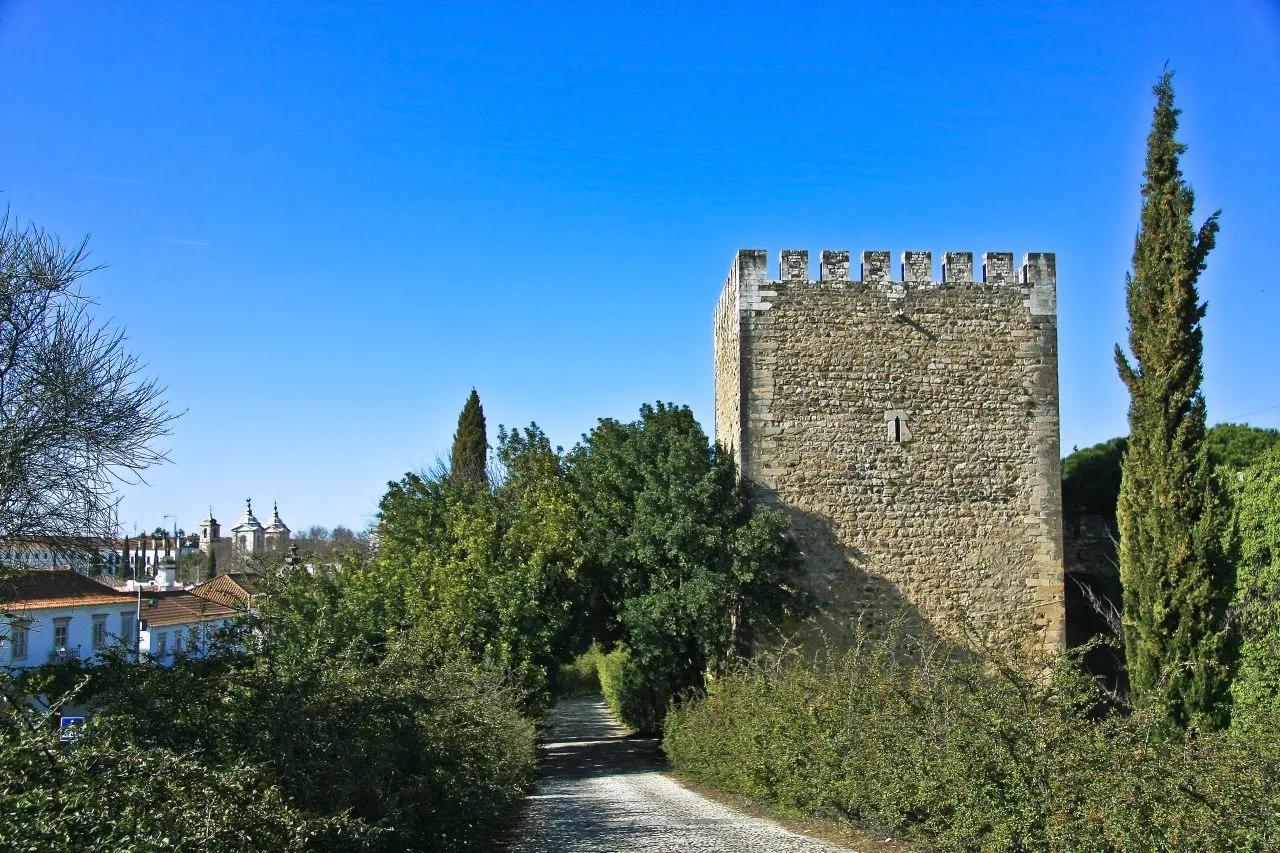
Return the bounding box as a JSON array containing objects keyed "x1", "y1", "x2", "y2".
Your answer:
[
  {"x1": 1063, "y1": 426, "x2": 1280, "y2": 526},
  {"x1": 380, "y1": 400, "x2": 806, "y2": 732},
  {"x1": 492, "y1": 425, "x2": 590, "y2": 696},
  {"x1": 1114, "y1": 70, "x2": 1232, "y2": 729},
  {"x1": 1228, "y1": 446, "x2": 1280, "y2": 740},
  {"x1": 1206, "y1": 423, "x2": 1280, "y2": 472},
  {"x1": 450, "y1": 388, "x2": 489, "y2": 487},
  {"x1": 570, "y1": 402, "x2": 806, "y2": 730},
  {"x1": 377, "y1": 425, "x2": 585, "y2": 710},
  {"x1": 1062, "y1": 437, "x2": 1128, "y2": 522},
  {"x1": 376, "y1": 470, "x2": 450, "y2": 588}
]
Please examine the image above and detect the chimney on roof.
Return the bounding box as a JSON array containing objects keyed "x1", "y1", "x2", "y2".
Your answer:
[{"x1": 156, "y1": 556, "x2": 176, "y2": 590}]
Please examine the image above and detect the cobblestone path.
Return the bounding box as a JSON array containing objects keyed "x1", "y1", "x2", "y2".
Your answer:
[{"x1": 509, "y1": 697, "x2": 849, "y2": 852}]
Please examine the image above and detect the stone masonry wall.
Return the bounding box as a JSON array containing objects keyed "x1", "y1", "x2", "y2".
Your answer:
[
  {"x1": 713, "y1": 263, "x2": 743, "y2": 466},
  {"x1": 713, "y1": 248, "x2": 1065, "y2": 655}
]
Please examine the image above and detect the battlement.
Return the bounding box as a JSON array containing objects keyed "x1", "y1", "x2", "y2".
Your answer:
[
  {"x1": 721, "y1": 248, "x2": 1057, "y2": 318},
  {"x1": 733, "y1": 248, "x2": 1054, "y2": 287}
]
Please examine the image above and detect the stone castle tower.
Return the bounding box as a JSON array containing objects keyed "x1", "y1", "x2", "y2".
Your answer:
[{"x1": 714, "y1": 248, "x2": 1065, "y2": 654}]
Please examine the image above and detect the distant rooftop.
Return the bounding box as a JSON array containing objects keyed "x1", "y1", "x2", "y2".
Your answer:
[
  {"x1": 143, "y1": 589, "x2": 242, "y2": 628},
  {"x1": 0, "y1": 569, "x2": 134, "y2": 610},
  {"x1": 191, "y1": 572, "x2": 262, "y2": 611}
]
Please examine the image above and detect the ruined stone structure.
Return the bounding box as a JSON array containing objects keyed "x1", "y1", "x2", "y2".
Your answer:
[{"x1": 714, "y1": 249, "x2": 1065, "y2": 654}]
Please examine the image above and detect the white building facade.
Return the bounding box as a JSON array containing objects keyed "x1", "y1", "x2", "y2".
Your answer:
[
  {"x1": 0, "y1": 537, "x2": 198, "y2": 577},
  {"x1": 2, "y1": 570, "x2": 248, "y2": 669},
  {"x1": 0, "y1": 500, "x2": 290, "y2": 581},
  {"x1": 136, "y1": 587, "x2": 243, "y2": 662},
  {"x1": 1, "y1": 572, "x2": 138, "y2": 667}
]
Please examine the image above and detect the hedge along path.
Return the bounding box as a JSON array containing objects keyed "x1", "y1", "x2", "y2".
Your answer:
[{"x1": 508, "y1": 697, "x2": 852, "y2": 853}]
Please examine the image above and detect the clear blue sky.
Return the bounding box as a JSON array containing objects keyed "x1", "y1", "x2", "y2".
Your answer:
[{"x1": 1, "y1": 1, "x2": 1277, "y2": 535}]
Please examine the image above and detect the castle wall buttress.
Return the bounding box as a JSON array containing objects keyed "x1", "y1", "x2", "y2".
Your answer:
[{"x1": 714, "y1": 248, "x2": 1065, "y2": 655}]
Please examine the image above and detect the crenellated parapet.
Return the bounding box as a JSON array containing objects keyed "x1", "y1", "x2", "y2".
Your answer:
[
  {"x1": 719, "y1": 248, "x2": 1057, "y2": 319},
  {"x1": 727, "y1": 248, "x2": 1055, "y2": 287}
]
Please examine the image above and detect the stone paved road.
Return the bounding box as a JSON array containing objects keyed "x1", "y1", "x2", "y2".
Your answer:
[{"x1": 509, "y1": 697, "x2": 850, "y2": 852}]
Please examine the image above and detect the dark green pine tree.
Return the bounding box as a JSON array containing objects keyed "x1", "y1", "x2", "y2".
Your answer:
[
  {"x1": 1115, "y1": 70, "x2": 1231, "y2": 730},
  {"x1": 450, "y1": 388, "x2": 490, "y2": 487}
]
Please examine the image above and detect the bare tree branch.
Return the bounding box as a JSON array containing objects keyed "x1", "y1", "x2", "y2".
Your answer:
[{"x1": 0, "y1": 211, "x2": 177, "y2": 556}]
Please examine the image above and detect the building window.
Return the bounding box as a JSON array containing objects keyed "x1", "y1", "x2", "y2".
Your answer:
[
  {"x1": 155, "y1": 632, "x2": 168, "y2": 657},
  {"x1": 120, "y1": 612, "x2": 136, "y2": 650},
  {"x1": 884, "y1": 410, "x2": 912, "y2": 443},
  {"x1": 53, "y1": 618, "x2": 71, "y2": 651},
  {"x1": 10, "y1": 620, "x2": 29, "y2": 661},
  {"x1": 92, "y1": 615, "x2": 108, "y2": 650},
  {"x1": 174, "y1": 630, "x2": 183, "y2": 655}
]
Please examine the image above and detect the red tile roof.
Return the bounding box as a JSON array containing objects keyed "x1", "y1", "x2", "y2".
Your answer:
[
  {"x1": 0, "y1": 569, "x2": 135, "y2": 610},
  {"x1": 191, "y1": 573, "x2": 261, "y2": 611},
  {"x1": 141, "y1": 590, "x2": 241, "y2": 628}
]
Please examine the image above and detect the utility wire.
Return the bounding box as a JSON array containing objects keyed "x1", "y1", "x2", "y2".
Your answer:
[{"x1": 1220, "y1": 403, "x2": 1280, "y2": 421}]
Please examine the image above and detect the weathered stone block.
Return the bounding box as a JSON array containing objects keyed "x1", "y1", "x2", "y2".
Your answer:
[
  {"x1": 901, "y1": 251, "x2": 932, "y2": 282},
  {"x1": 983, "y1": 252, "x2": 1015, "y2": 286},
  {"x1": 860, "y1": 250, "x2": 892, "y2": 286},
  {"x1": 821, "y1": 250, "x2": 850, "y2": 282},
  {"x1": 780, "y1": 250, "x2": 808, "y2": 282},
  {"x1": 943, "y1": 251, "x2": 974, "y2": 283}
]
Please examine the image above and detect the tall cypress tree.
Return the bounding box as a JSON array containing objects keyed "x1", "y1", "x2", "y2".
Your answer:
[
  {"x1": 1115, "y1": 70, "x2": 1231, "y2": 730},
  {"x1": 450, "y1": 388, "x2": 490, "y2": 487}
]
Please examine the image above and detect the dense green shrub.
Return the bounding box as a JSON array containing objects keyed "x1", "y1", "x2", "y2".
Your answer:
[
  {"x1": 1229, "y1": 445, "x2": 1280, "y2": 741},
  {"x1": 2, "y1": 553, "x2": 538, "y2": 853},
  {"x1": 229, "y1": 563, "x2": 536, "y2": 852},
  {"x1": 665, "y1": 633, "x2": 1280, "y2": 852},
  {"x1": 0, "y1": 690, "x2": 371, "y2": 852},
  {"x1": 556, "y1": 644, "x2": 604, "y2": 699},
  {"x1": 598, "y1": 644, "x2": 671, "y2": 733},
  {"x1": 225, "y1": 644, "x2": 535, "y2": 851}
]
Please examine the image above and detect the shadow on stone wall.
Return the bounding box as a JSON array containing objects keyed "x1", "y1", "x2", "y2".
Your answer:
[
  {"x1": 746, "y1": 481, "x2": 945, "y2": 658},
  {"x1": 751, "y1": 480, "x2": 1105, "y2": 671}
]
